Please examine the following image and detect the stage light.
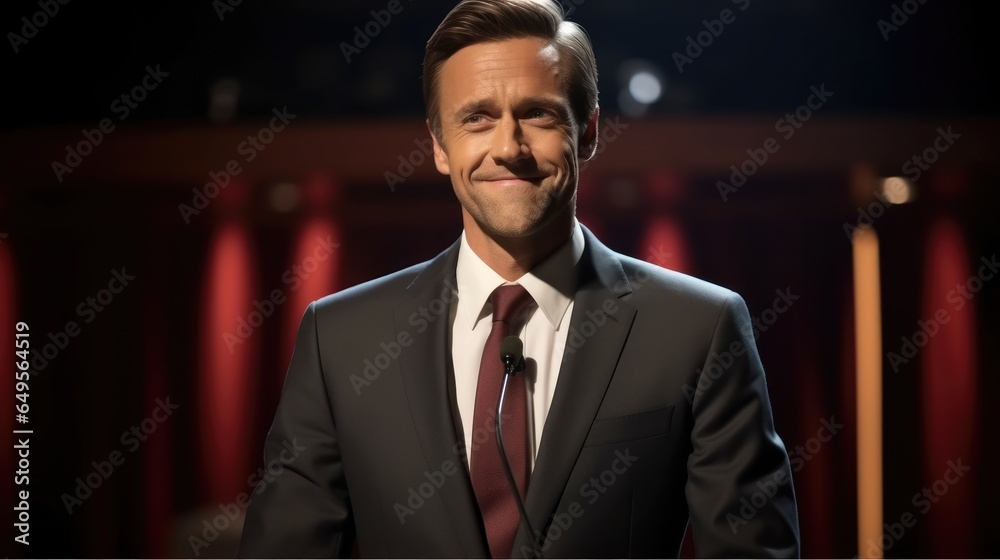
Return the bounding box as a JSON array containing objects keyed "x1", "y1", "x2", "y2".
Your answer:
[
  {"x1": 209, "y1": 78, "x2": 241, "y2": 122},
  {"x1": 881, "y1": 176, "x2": 913, "y2": 204},
  {"x1": 853, "y1": 225, "x2": 883, "y2": 559},
  {"x1": 629, "y1": 71, "x2": 663, "y2": 104},
  {"x1": 618, "y1": 59, "x2": 665, "y2": 117}
]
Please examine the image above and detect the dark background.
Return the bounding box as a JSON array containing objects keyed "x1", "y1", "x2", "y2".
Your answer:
[{"x1": 1, "y1": 0, "x2": 998, "y2": 557}]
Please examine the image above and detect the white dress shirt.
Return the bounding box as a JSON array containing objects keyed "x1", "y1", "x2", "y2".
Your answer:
[{"x1": 451, "y1": 221, "x2": 585, "y2": 472}]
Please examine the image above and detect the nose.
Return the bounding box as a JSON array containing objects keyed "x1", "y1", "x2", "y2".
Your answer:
[{"x1": 489, "y1": 114, "x2": 530, "y2": 164}]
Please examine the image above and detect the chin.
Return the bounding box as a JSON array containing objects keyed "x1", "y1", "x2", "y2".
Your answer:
[
  {"x1": 481, "y1": 209, "x2": 557, "y2": 240},
  {"x1": 481, "y1": 222, "x2": 541, "y2": 240},
  {"x1": 462, "y1": 195, "x2": 567, "y2": 239}
]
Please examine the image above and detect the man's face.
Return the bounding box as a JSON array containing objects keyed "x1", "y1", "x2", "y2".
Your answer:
[{"x1": 430, "y1": 37, "x2": 597, "y2": 241}]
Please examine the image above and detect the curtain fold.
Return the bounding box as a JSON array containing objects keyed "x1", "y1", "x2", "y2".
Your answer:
[
  {"x1": 198, "y1": 213, "x2": 259, "y2": 505},
  {"x1": 920, "y1": 217, "x2": 978, "y2": 557}
]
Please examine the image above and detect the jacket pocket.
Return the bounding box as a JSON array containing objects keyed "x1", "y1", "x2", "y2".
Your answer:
[{"x1": 582, "y1": 405, "x2": 675, "y2": 447}]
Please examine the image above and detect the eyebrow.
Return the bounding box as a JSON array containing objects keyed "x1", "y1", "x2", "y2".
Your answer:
[{"x1": 450, "y1": 95, "x2": 571, "y2": 121}]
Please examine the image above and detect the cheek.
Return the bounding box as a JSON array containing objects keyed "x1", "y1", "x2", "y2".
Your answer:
[
  {"x1": 454, "y1": 147, "x2": 488, "y2": 176},
  {"x1": 554, "y1": 141, "x2": 578, "y2": 170}
]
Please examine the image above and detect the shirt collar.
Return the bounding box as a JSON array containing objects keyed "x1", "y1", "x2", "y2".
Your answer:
[{"x1": 456, "y1": 220, "x2": 585, "y2": 331}]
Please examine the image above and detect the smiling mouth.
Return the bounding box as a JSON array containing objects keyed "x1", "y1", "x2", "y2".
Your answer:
[{"x1": 479, "y1": 176, "x2": 543, "y2": 185}]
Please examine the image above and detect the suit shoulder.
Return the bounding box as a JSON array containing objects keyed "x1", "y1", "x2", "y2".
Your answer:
[
  {"x1": 310, "y1": 261, "x2": 428, "y2": 318},
  {"x1": 617, "y1": 254, "x2": 742, "y2": 311},
  {"x1": 611, "y1": 254, "x2": 754, "y2": 346}
]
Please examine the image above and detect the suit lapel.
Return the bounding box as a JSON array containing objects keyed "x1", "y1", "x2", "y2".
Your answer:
[
  {"x1": 393, "y1": 240, "x2": 490, "y2": 558},
  {"x1": 393, "y1": 228, "x2": 637, "y2": 558},
  {"x1": 515, "y1": 228, "x2": 637, "y2": 556}
]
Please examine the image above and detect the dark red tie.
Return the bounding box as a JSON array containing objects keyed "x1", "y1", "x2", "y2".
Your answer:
[{"x1": 470, "y1": 284, "x2": 534, "y2": 559}]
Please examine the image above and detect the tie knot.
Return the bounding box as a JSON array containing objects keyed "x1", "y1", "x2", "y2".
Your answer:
[{"x1": 489, "y1": 284, "x2": 534, "y2": 325}]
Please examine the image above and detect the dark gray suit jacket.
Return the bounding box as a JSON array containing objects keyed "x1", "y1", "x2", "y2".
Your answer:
[{"x1": 238, "y1": 226, "x2": 799, "y2": 558}]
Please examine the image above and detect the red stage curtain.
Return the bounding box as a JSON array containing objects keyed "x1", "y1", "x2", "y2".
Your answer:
[
  {"x1": 795, "y1": 347, "x2": 835, "y2": 556},
  {"x1": 920, "y1": 217, "x2": 978, "y2": 557},
  {"x1": 280, "y1": 175, "x2": 342, "y2": 392},
  {"x1": 198, "y1": 215, "x2": 259, "y2": 504},
  {"x1": 640, "y1": 172, "x2": 692, "y2": 274},
  {"x1": 640, "y1": 216, "x2": 693, "y2": 274}
]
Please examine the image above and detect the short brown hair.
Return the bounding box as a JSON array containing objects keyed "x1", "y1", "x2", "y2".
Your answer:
[{"x1": 423, "y1": 0, "x2": 599, "y2": 138}]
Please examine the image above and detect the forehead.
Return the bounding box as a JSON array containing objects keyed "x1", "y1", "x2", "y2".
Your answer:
[{"x1": 437, "y1": 37, "x2": 565, "y2": 109}]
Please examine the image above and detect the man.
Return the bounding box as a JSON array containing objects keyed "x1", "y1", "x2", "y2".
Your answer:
[{"x1": 238, "y1": 0, "x2": 800, "y2": 557}]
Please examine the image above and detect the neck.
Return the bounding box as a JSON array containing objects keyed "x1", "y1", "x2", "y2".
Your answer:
[{"x1": 463, "y1": 212, "x2": 575, "y2": 282}]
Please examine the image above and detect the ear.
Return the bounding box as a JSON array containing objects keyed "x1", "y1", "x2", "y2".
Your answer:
[
  {"x1": 577, "y1": 107, "x2": 600, "y2": 161},
  {"x1": 427, "y1": 119, "x2": 450, "y2": 176}
]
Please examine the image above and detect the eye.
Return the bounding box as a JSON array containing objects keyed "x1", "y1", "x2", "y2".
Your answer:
[
  {"x1": 524, "y1": 108, "x2": 561, "y2": 126},
  {"x1": 462, "y1": 114, "x2": 493, "y2": 129}
]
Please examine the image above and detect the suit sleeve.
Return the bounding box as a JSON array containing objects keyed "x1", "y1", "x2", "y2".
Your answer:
[
  {"x1": 238, "y1": 302, "x2": 355, "y2": 558},
  {"x1": 685, "y1": 292, "x2": 800, "y2": 558}
]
